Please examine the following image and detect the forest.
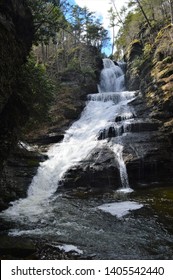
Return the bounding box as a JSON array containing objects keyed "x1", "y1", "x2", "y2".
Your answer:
[{"x1": 1, "y1": 0, "x2": 173, "y2": 260}]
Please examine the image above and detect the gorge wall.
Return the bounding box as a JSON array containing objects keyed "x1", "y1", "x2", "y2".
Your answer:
[
  {"x1": 0, "y1": 0, "x2": 34, "y2": 167},
  {"x1": 0, "y1": 0, "x2": 34, "y2": 210},
  {"x1": 124, "y1": 24, "x2": 173, "y2": 187}
]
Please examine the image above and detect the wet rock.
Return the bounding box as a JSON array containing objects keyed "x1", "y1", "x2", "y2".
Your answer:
[
  {"x1": 28, "y1": 133, "x2": 64, "y2": 145},
  {"x1": 98, "y1": 125, "x2": 124, "y2": 140},
  {"x1": 124, "y1": 121, "x2": 160, "y2": 133},
  {"x1": 123, "y1": 25, "x2": 173, "y2": 188},
  {"x1": 122, "y1": 129, "x2": 173, "y2": 188},
  {"x1": 0, "y1": 145, "x2": 44, "y2": 211},
  {"x1": 0, "y1": 236, "x2": 36, "y2": 260},
  {"x1": 59, "y1": 146, "x2": 121, "y2": 193}
]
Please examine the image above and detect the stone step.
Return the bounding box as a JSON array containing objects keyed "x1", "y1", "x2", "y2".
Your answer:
[
  {"x1": 115, "y1": 113, "x2": 135, "y2": 122},
  {"x1": 98, "y1": 121, "x2": 160, "y2": 140},
  {"x1": 124, "y1": 121, "x2": 160, "y2": 133}
]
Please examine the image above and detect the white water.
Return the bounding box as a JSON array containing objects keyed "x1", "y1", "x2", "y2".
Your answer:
[
  {"x1": 1, "y1": 59, "x2": 136, "y2": 221},
  {"x1": 97, "y1": 201, "x2": 143, "y2": 218},
  {"x1": 98, "y1": 58, "x2": 125, "y2": 93}
]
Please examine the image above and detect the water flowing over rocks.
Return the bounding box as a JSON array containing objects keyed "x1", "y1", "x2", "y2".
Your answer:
[
  {"x1": 59, "y1": 146, "x2": 121, "y2": 194},
  {"x1": 60, "y1": 95, "x2": 170, "y2": 192},
  {"x1": 60, "y1": 59, "x2": 172, "y2": 193}
]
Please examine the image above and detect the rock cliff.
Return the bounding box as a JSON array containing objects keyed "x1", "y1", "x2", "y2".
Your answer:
[
  {"x1": 124, "y1": 24, "x2": 173, "y2": 187},
  {"x1": 0, "y1": 0, "x2": 34, "y2": 210},
  {"x1": 0, "y1": 0, "x2": 33, "y2": 167}
]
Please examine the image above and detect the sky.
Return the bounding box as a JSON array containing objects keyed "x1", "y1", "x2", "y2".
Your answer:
[
  {"x1": 75, "y1": 0, "x2": 126, "y2": 30},
  {"x1": 74, "y1": 0, "x2": 127, "y2": 55}
]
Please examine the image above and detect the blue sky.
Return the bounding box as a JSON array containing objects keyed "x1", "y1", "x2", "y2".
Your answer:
[{"x1": 67, "y1": 0, "x2": 127, "y2": 55}]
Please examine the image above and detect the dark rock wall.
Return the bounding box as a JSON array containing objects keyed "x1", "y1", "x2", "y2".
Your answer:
[
  {"x1": 0, "y1": 0, "x2": 34, "y2": 210},
  {"x1": 0, "y1": 0, "x2": 33, "y2": 113},
  {"x1": 0, "y1": 0, "x2": 34, "y2": 167}
]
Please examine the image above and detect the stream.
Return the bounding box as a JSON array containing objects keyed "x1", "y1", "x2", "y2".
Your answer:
[{"x1": 0, "y1": 186, "x2": 173, "y2": 259}]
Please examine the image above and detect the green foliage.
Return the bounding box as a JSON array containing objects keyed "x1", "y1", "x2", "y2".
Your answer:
[
  {"x1": 115, "y1": 10, "x2": 141, "y2": 57},
  {"x1": 115, "y1": 0, "x2": 173, "y2": 56},
  {"x1": 131, "y1": 56, "x2": 145, "y2": 71},
  {"x1": 143, "y1": 43, "x2": 152, "y2": 57},
  {"x1": 67, "y1": 57, "x2": 80, "y2": 71},
  {"x1": 27, "y1": 0, "x2": 68, "y2": 44},
  {"x1": 18, "y1": 55, "x2": 55, "y2": 129},
  {"x1": 69, "y1": 5, "x2": 109, "y2": 50}
]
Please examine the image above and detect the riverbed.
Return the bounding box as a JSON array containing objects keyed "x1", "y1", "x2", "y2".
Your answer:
[{"x1": 0, "y1": 186, "x2": 173, "y2": 259}]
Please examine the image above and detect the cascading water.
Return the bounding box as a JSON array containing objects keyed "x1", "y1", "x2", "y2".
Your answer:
[
  {"x1": 98, "y1": 58, "x2": 125, "y2": 93},
  {"x1": 1, "y1": 59, "x2": 135, "y2": 221}
]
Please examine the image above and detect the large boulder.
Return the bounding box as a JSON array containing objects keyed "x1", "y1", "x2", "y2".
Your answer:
[{"x1": 58, "y1": 146, "x2": 121, "y2": 195}]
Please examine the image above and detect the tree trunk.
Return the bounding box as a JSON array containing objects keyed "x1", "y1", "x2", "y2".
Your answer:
[
  {"x1": 41, "y1": 43, "x2": 45, "y2": 63},
  {"x1": 112, "y1": 25, "x2": 115, "y2": 56},
  {"x1": 111, "y1": 0, "x2": 124, "y2": 25},
  {"x1": 136, "y1": 0, "x2": 152, "y2": 28},
  {"x1": 169, "y1": 0, "x2": 173, "y2": 24}
]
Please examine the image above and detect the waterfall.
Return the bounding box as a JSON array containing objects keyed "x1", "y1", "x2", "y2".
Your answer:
[
  {"x1": 98, "y1": 58, "x2": 125, "y2": 93},
  {"x1": 1, "y1": 58, "x2": 135, "y2": 221},
  {"x1": 111, "y1": 143, "x2": 130, "y2": 189}
]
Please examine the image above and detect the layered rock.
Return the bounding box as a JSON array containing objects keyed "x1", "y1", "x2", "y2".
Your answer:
[
  {"x1": 0, "y1": 144, "x2": 45, "y2": 211},
  {"x1": 124, "y1": 24, "x2": 173, "y2": 187},
  {"x1": 58, "y1": 146, "x2": 121, "y2": 195}
]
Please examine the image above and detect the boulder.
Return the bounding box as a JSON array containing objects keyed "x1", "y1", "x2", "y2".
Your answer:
[{"x1": 58, "y1": 146, "x2": 121, "y2": 194}]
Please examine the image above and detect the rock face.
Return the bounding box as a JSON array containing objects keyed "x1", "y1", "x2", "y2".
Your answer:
[
  {"x1": 0, "y1": 0, "x2": 34, "y2": 209},
  {"x1": 125, "y1": 40, "x2": 143, "y2": 90},
  {"x1": 59, "y1": 146, "x2": 121, "y2": 195},
  {"x1": 124, "y1": 24, "x2": 173, "y2": 187},
  {"x1": 0, "y1": 144, "x2": 45, "y2": 211},
  {"x1": 0, "y1": 0, "x2": 34, "y2": 168}
]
